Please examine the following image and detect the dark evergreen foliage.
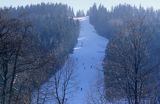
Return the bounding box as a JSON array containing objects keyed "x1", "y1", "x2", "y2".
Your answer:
[
  {"x1": 0, "y1": 3, "x2": 79, "y2": 104},
  {"x1": 89, "y1": 4, "x2": 160, "y2": 103},
  {"x1": 76, "y1": 10, "x2": 85, "y2": 17}
]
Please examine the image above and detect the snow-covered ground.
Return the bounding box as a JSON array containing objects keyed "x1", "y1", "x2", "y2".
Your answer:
[
  {"x1": 69, "y1": 17, "x2": 108, "y2": 104},
  {"x1": 32, "y1": 16, "x2": 108, "y2": 104}
]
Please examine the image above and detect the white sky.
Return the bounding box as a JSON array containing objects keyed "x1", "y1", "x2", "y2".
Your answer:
[{"x1": 0, "y1": 0, "x2": 160, "y2": 11}]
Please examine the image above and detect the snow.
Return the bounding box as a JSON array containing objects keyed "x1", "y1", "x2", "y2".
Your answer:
[
  {"x1": 69, "y1": 16, "x2": 108, "y2": 104},
  {"x1": 32, "y1": 16, "x2": 108, "y2": 104}
]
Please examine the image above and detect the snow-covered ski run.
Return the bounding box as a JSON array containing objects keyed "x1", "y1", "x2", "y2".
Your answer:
[{"x1": 32, "y1": 16, "x2": 108, "y2": 104}]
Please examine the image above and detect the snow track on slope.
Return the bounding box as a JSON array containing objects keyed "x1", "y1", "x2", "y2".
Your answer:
[
  {"x1": 32, "y1": 17, "x2": 108, "y2": 104},
  {"x1": 69, "y1": 17, "x2": 108, "y2": 104}
]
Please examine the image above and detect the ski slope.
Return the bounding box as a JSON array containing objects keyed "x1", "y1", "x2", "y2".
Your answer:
[
  {"x1": 69, "y1": 17, "x2": 108, "y2": 104},
  {"x1": 32, "y1": 16, "x2": 108, "y2": 104}
]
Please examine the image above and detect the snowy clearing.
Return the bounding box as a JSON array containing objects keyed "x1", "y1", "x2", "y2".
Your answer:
[
  {"x1": 69, "y1": 17, "x2": 108, "y2": 104},
  {"x1": 32, "y1": 16, "x2": 108, "y2": 104}
]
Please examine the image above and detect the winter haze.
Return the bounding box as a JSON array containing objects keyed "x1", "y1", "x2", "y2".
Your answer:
[
  {"x1": 0, "y1": 0, "x2": 160, "y2": 11},
  {"x1": 0, "y1": 0, "x2": 160, "y2": 104}
]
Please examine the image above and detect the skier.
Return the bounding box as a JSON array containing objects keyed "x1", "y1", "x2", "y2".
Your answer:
[{"x1": 90, "y1": 65, "x2": 92, "y2": 69}]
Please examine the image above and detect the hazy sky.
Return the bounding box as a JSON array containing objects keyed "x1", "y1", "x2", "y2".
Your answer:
[{"x1": 0, "y1": 0, "x2": 160, "y2": 11}]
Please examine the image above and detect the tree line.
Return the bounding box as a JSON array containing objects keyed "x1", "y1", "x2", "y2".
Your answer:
[
  {"x1": 88, "y1": 4, "x2": 160, "y2": 104},
  {"x1": 0, "y1": 3, "x2": 79, "y2": 104}
]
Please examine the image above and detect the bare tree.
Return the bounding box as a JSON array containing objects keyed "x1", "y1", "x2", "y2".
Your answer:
[
  {"x1": 0, "y1": 10, "x2": 56, "y2": 104},
  {"x1": 53, "y1": 59, "x2": 75, "y2": 104},
  {"x1": 32, "y1": 58, "x2": 76, "y2": 104},
  {"x1": 104, "y1": 16, "x2": 159, "y2": 104},
  {"x1": 87, "y1": 74, "x2": 107, "y2": 104},
  {"x1": 0, "y1": 10, "x2": 33, "y2": 104}
]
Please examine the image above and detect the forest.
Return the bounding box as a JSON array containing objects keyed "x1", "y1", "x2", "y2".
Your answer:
[
  {"x1": 0, "y1": 1, "x2": 160, "y2": 104},
  {"x1": 88, "y1": 4, "x2": 160, "y2": 104},
  {"x1": 0, "y1": 3, "x2": 79, "y2": 104}
]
